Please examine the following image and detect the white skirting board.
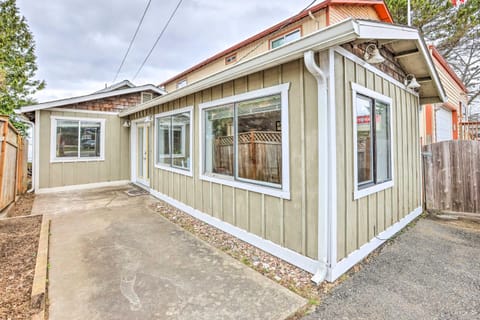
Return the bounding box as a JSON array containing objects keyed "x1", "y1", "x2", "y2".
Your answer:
[
  {"x1": 149, "y1": 189, "x2": 320, "y2": 274},
  {"x1": 327, "y1": 206, "x2": 423, "y2": 282},
  {"x1": 152, "y1": 188, "x2": 422, "y2": 283},
  {"x1": 35, "y1": 180, "x2": 130, "y2": 194}
]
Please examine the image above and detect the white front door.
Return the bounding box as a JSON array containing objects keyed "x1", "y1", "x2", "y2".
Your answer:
[{"x1": 133, "y1": 122, "x2": 150, "y2": 187}]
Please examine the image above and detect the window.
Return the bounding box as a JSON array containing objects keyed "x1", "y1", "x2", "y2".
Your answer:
[
  {"x1": 352, "y1": 83, "x2": 393, "y2": 199},
  {"x1": 177, "y1": 79, "x2": 187, "y2": 89},
  {"x1": 51, "y1": 117, "x2": 105, "y2": 162},
  {"x1": 200, "y1": 83, "x2": 290, "y2": 199},
  {"x1": 225, "y1": 54, "x2": 237, "y2": 64},
  {"x1": 141, "y1": 92, "x2": 153, "y2": 103},
  {"x1": 155, "y1": 107, "x2": 192, "y2": 174},
  {"x1": 270, "y1": 29, "x2": 301, "y2": 49}
]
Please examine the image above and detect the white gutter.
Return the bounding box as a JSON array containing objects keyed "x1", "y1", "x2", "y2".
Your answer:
[{"x1": 304, "y1": 50, "x2": 329, "y2": 284}]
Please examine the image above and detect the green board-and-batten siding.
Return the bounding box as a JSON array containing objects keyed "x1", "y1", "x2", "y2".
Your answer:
[
  {"x1": 130, "y1": 59, "x2": 320, "y2": 260},
  {"x1": 38, "y1": 110, "x2": 130, "y2": 189},
  {"x1": 334, "y1": 52, "x2": 422, "y2": 261}
]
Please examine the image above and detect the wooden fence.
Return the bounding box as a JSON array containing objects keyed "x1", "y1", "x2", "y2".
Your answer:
[
  {"x1": 0, "y1": 116, "x2": 28, "y2": 211},
  {"x1": 214, "y1": 131, "x2": 282, "y2": 184},
  {"x1": 423, "y1": 140, "x2": 480, "y2": 214},
  {"x1": 459, "y1": 121, "x2": 480, "y2": 141}
]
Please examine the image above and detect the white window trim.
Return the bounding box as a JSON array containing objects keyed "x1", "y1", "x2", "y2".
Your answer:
[
  {"x1": 50, "y1": 116, "x2": 106, "y2": 163},
  {"x1": 154, "y1": 106, "x2": 193, "y2": 177},
  {"x1": 199, "y1": 83, "x2": 290, "y2": 199},
  {"x1": 352, "y1": 83, "x2": 394, "y2": 200}
]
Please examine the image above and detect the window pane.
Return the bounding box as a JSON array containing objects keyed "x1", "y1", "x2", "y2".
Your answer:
[
  {"x1": 156, "y1": 116, "x2": 171, "y2": 166},
  {"x1": 271, "y1": 38, "x2": 284, "y2": 49},
  {"x1": 284, "y1": 29, "x2": 300, "y2": 42},
  {"x1": 237, "y1": 95, "x2": 282, "y2": 185},
  {"x1": 375, "y1": 102, "x2": 391, "y2": 183},
  {"x1": 171, "y1": 112, "x2": 190, "y2": 170},
  {"x1": 80, "y1": 121, "x2": 101, "y2": 158},
  {"x1": 205, "y1": 105, "x2": 234, "y2": 176},
  {"x1": 356, "y1": 95, "x2": 374, "y2": 185},
  {"x1": 56, "y1": 120, "x2": 78, "y2": 158}
]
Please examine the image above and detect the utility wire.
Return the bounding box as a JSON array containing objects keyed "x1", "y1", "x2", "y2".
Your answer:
[
  {"x1": 112, "y1": 0, "x2": 152, "y2": 83},
  {"x1": 236, "y1": 0, "x2": 319, "y2": 64},
  {"x1": 133, "y1": 0, "x2": 184, "y2": 80}
]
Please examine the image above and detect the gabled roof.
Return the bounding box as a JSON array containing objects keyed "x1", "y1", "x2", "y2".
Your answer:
[
  {"x1": 121, "y1": 18, "x2": 446, "y2": 117},
  {"x1": 159, "y1": 0, "x2": 393, "y2": 87},
  {"x1": 19, "y1": 83, "x2": 166, "y2": 113},
  {"x1": 95, "y1": 80, "x2": 135, "y2": 94}
]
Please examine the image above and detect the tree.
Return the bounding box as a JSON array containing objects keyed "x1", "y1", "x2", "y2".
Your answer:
[
  {"x1": 385, "y1": 0, "x2": 480, "y2": 108},
  {"x1": 0, "y1": 0, "x2": 44, "y2": 132}
]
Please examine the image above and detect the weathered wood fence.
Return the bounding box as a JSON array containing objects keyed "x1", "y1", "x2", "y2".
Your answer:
[
  {"x1": 423, "y1": 140, "x2": 480, "y2": 214},
  {"x1": 0, "y1": 116, "x2": 28, "y2": 211},
  {"x1": 214, "y1": 131, "x2": 282, "y2": 184},
  {"x1": 459, "y1": 121, "x2": 480, "y2": 141}
]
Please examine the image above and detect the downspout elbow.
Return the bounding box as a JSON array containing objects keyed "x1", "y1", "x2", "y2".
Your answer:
[{"x1": 304, "y1": 50, "x2": 326, "y2": 84}]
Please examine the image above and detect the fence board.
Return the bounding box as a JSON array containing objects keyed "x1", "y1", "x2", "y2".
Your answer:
[{"x1": 423, "y1": 140, "x2": 480, "y2": 214}]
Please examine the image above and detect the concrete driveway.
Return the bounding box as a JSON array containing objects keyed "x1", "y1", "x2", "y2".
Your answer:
[
  {"x1": 304, "y1": 218, "x2": 480, "y2": 320},
  {"x1": 33, "y1": 186, "x2": 305, "y2": 320}
]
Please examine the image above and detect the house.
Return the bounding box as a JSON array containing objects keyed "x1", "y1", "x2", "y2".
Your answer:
[
  {"x1": 420, "y1": 46, "x2": 468, "y2": 144},
  {"x1": 160, "y1": 0, "x2": 394, "y2": 92},
  {"x1": 19, "y1": 80, "x2": 165, "y2": 191},
  {"x1": 20, "y1": 0, "x2": 446, "y2": 283}
]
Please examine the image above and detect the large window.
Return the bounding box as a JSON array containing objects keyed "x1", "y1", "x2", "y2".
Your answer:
[
  {"x1": 200, "y1": 84, "x2": 290, "y2": 199},
  {"x1": 270, "y1": 29, "x2": 301, "y2": 49},
  {"x1": 353, "y1": 83, "x2": 393, "y2": 199},
  {"x1": 51, "y1": 117, "x2": 105, "y2": 162},
  {"x1": 155, "y1": 107, "x2": 192, "y2": 174}
]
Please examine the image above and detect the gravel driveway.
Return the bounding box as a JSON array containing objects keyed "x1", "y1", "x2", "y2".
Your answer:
[{"x1": 304, "y1": 218, "x2": 480, "y2": 320}]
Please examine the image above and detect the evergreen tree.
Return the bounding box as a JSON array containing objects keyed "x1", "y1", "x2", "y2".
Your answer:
[
  {"x1": 0, "y1": 0, "x2": 45, "y2": 124},
  {"x1": 385, "y1": 0, "x2": 479, "y2": 108}
]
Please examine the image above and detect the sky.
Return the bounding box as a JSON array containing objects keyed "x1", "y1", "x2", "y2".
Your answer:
[{"x1": 16, "y1": 0, "x2": 316, "y2": 102}]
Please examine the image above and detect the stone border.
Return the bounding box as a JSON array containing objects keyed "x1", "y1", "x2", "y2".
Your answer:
[{"x1": 31, "y1": 215, "x2": 50, "y2": 320}]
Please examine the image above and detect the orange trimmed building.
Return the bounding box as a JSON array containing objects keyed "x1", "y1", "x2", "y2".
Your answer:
[{"x1": 421, "y1": 46, "x2": 468, "y2": 144}]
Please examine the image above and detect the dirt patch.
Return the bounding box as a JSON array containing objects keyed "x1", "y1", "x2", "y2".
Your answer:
[
  {"x1": 0, "y1": 215, "x2": 42, "y2": 319},
  {"x1": 6, "y1": 193, "x2": 35, "y2": 218}
]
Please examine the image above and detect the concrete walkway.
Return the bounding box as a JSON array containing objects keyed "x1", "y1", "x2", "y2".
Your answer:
[
  {"x1": 304, "y1": 218, "x2": 480, "y2": 320},
  {"x1": 34, "y1": 186, "x2": 305, "y2": 320}
]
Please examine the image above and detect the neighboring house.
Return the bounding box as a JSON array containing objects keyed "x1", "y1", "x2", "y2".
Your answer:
[
  {"x1": 19, "y1": 80, "x2": 165, "y2": 191},
  {"x1": 160, "y1": 0, "x2": 393, "y2": 92},
  {"x1": 420, "y1": 46, "x2": 468, "y2": 144},
  {"x1": 20, "y1": 1, "x2": 446, "y2": 283}
]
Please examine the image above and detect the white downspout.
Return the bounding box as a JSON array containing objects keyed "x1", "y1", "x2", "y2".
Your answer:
[
  {"x1": 14, "y1": 116, "x2": 35, "y2": 193},
  {"x1": 304, "y1": 50, "x2": 329, "y2": 284}
]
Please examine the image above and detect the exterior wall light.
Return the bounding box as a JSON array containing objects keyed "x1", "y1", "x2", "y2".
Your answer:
[
  {"x1": 363, "y1": 44, "x2": 385, "y2": 64},
  {"x1": 122, "y1": 120, "x2": 131, "y2": 128},
  {"x1": 404, "y1": 74, "x2": 421, "y2": 90}
]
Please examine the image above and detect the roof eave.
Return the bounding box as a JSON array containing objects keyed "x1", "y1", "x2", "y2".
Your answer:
[
  {"x1": 20, "y1": 85, "x2": 166, "y2": 113},
  {"x1": 121, "y1": 19, "x2": 360, "y2": 117}
]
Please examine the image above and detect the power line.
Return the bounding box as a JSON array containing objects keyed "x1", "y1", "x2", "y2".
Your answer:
[
  {"x1": 133, "y1": 0, "x2": 184, "y2": 80},
  {"x1": 112, "y1": 0, "x2": 152, "y2": 83},
  {"x1": 236, "y1": 0, "x2": 319, "y2": 64}
]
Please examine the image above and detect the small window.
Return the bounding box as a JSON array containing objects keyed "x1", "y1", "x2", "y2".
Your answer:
[
  {"x1": 270, "y1": 29, "x2": 301, "y2": 49},
  {"x1": 200, "y1": 83, "x2": 291, "y2": 199},
  {"x1": 141, "y1": 92, "x2": 153, "y2": 103},
  {"x1": 155, "y1": 107, "x2": 192, "y2": 173},
  {"x1": 353, "y1": 83, "x2": 393, "y2": 199},
  {"x1": 177, "y1": 79, "x2": 187, "y2": 89},
  {"x1": 225, "y1": 54, "x2": 237, "y2": 64},
  {"x1": 51, "y1": 117, "x2": 105, "y2": 162}
]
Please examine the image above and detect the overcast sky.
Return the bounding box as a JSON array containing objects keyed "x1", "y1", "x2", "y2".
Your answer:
[{"x1": 16, "y1": 0, "x2": 316, "y2": 102}]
